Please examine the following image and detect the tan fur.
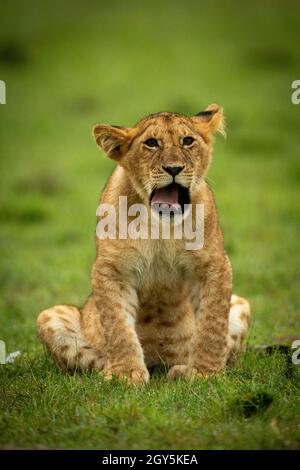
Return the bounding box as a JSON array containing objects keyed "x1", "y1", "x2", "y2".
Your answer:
[{"x1": 37, "y1": 105, "x2": 250, "y2": 383}]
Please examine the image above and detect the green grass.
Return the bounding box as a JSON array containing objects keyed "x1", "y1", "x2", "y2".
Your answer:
[{"x1": 0, "y1": 0, "x2": 300, "y2": 450}]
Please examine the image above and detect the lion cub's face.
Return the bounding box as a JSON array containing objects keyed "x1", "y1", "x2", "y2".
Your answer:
[{"x1": 93, "y1": 104, "x2": 224, "y2": 211}]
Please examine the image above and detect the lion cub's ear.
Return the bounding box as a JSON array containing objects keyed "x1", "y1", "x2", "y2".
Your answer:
[
  {"x1": 93, "y1": 124, "x2": 131, "y2": 160},
  {"x1": 192, "y1": 104, "x2": 225, "y2": 139}
]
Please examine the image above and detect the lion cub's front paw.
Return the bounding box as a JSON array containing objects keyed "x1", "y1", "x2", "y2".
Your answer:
[
  {"x1": 167, "y1": 365, "x2": 212, "y2": 381},
  {"x1": 103, "y1": 363, "x2": 150, "y2": 385}
]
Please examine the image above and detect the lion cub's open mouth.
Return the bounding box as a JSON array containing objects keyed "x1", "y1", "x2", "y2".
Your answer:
[{"x1": 150, "y1": 183, "x2": 190, "y2": 214}]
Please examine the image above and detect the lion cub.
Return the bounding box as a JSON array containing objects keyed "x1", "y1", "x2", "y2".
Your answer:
[{"x1": 37, "y1": 104, "x2": 250, "y2": 383}]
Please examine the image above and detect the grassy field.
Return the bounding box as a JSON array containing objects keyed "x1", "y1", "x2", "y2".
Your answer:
[{"x1": 0, "y1": 0, "x2": 300, "y2": 450}]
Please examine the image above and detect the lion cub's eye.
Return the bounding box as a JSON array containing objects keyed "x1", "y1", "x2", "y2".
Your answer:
[
  {"x1": 182, "y1": 136, "x2": 195, "y2": 147},
  {"x1": 144, "y1": 138, "x2": 158, "y2": 148}
]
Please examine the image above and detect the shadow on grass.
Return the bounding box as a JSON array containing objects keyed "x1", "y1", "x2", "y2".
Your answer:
[{"x1": 0, "y1": 40, "x2": 29, "y2": 67}]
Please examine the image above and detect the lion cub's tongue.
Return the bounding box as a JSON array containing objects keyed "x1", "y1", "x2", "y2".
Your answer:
[{"x1": 151, "y1": 184, "x2": 179, "y2": 207}]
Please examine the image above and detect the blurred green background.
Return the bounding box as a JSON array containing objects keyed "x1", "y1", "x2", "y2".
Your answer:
[{"x1": 0, "y1": 0, "x2": 299, "y2": 449}]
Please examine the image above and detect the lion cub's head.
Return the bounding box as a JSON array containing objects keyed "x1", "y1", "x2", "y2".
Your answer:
[{"x1": 93, "y1": 104, "x2": 224, "y2": 213}]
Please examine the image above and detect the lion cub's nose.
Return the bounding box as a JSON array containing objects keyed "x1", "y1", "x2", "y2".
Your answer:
[{"x1": 162, "y1": 166, "x2": 184, "y2": 177}]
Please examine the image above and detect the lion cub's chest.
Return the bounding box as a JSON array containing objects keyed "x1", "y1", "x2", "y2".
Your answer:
[
  {"x1": 131, "y1": 242, "x2": 195, "y2": 367},
  {"x1": 132, "y1": 240, "x2": 190, "y2": 307}
]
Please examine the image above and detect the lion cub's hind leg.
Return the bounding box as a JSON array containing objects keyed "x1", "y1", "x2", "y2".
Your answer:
[
  {"x1": 168, "y1": 294, "x2": 250, "y2": 380},
  {"x1": 226, "y1": 294, "x2": 251, "y2": 366},
  {"x1": 37, "y1": 305, "x2": 105, "y2": 371}
]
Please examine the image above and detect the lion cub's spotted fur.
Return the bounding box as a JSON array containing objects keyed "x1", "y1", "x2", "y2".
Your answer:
[{"x1": 37, "y1": 104, "x2": 250, "y2": 383}]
